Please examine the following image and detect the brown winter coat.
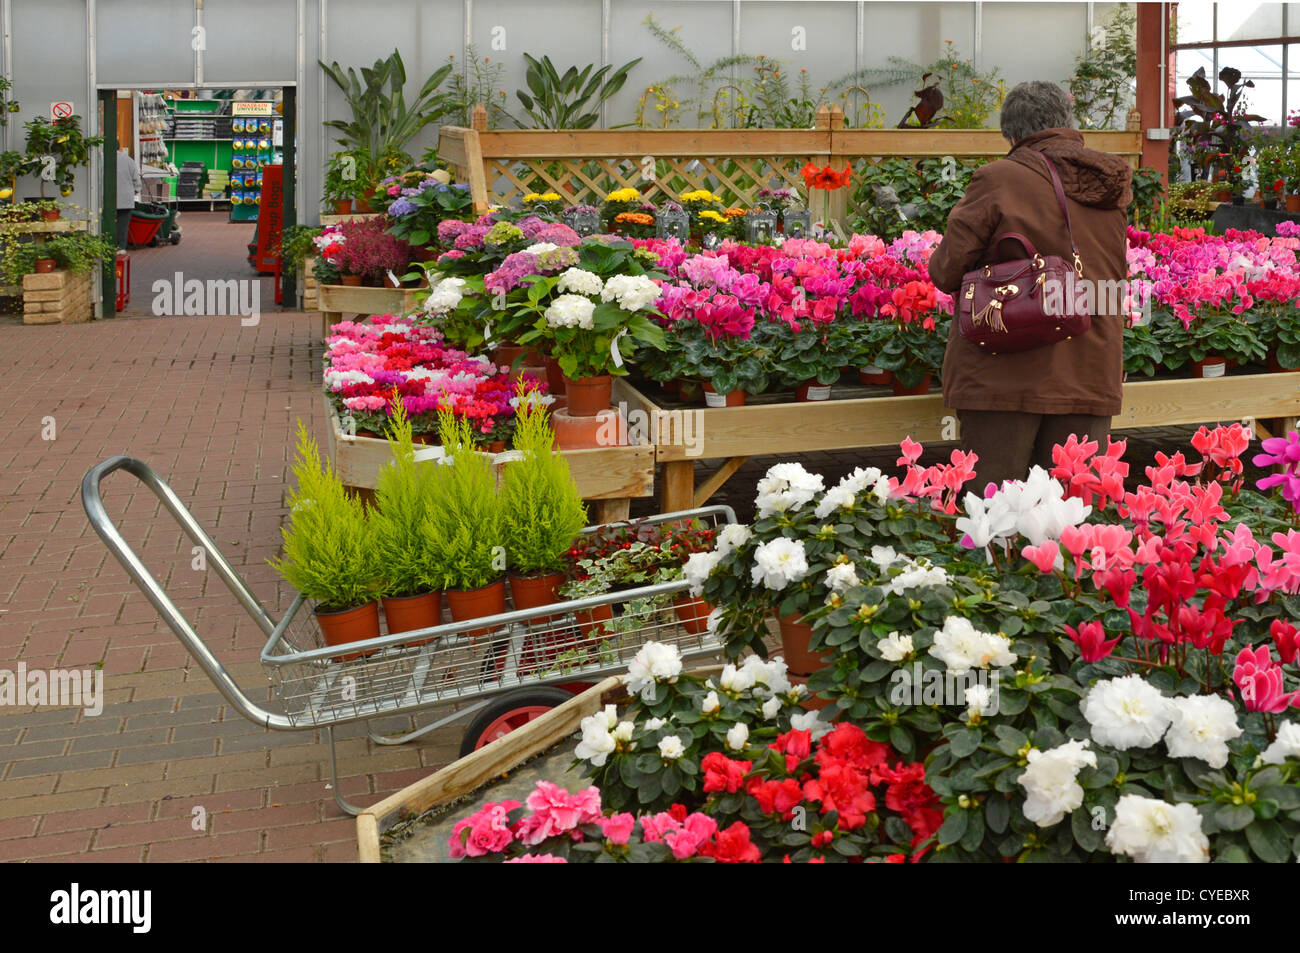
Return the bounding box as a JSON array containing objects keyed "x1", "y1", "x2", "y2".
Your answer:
[{"x1": 927, "y1": 128, "x2": 1133, "y2": 416}]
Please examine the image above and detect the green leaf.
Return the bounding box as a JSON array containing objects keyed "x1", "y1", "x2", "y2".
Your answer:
[
  {"x1": 949, "y1": 728, "x2": 981, "y2": 758},
  {"x1": 1215, "y1": 803, "x2": 1255, "y2": 832},
  {"x1": 985, "y1": 793, "x2": 1011, "y2": 833},
  {"x1": 1072, "y1": 803, "x2": 1102, "y2": 852},
  {"x1": 937, "y1": 810, "x2": 968, "y2": 846},
  {"x1": 1245, "y1": 818, "x2": 1291, "y2": 863}
]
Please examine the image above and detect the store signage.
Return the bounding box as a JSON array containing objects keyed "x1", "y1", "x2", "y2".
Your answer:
[
  {"x1": 232, "y1": 102, "x2": 273, "y2": 116},
  {"x1": 50, "y1": 101, "x2": 73, "y2": 120}
]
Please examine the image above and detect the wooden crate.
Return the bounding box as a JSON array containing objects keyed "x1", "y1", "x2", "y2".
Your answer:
[
  {"x1": 356, "y1": 676, "x2": 623, "y2": 862},
  {"x1": 324, "y1": 397, "x2": 655, "y2": 522},
  {"x1": 611, "y1": 373, "x2": 1300, "y2": 512},
  {"x1": 317, "y1": 284, "x2": 424, "y2": 338}
]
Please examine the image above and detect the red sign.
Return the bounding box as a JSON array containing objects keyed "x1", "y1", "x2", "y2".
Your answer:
[{"x1": 51, "y1": 101, "x2": 73, "y2": 119}]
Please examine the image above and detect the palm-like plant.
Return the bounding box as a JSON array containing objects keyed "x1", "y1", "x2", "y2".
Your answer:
[
  {"x1": 320, "y1": 49, "x2": 455, "y2": 158},
  {"x1": 515, "y1": 54, "x2": 642, "y2": 130}
]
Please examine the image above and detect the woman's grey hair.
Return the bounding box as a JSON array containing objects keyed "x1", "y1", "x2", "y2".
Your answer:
[{"x1": 1000, "y1": 81, "x2": 1075, "y2": 143}]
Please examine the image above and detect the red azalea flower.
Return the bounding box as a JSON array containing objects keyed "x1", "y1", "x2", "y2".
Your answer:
[{"x1": 700, "y1": 821, "x2": 761, "y2": 863}]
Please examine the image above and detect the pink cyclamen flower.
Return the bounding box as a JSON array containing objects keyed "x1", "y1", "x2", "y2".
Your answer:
[
  {"x1": 1065, "y1": 621, "x2": 1121, "y2": 663},
  {"x1": 1022, "y1": 540, "x2": 1061, "y2": 574}
]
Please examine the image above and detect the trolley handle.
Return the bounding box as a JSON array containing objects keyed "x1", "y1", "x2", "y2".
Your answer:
[{"x1": 81, "y1": 456, "x2": 295, "y2": 730}]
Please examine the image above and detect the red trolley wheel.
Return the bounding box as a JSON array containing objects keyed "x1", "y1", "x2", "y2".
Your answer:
[{"x1": 459, "y1": 687, "x2": 575, "y2": 758}]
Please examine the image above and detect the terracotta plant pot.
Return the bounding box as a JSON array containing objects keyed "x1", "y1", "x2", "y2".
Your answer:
[
  {"x1": 563, "y1": 375, "x2": 613, "y2": 417},
  {"x1": 340, "y1": 274, "x2": 363, "y2": 287},
  {"x1": 1214, "y1": 189, "x2": 1232, "y2": 203},
  {"x1": 1190, "y1": 356, "x2": 1228, "y2": 379},
  {"x1": 1288, "y1": 194, "x2": 1300, "y2": 214},
  {"x1": 857, "y1": 365, "x2": 893, "y2": 386},
  {"x1": 574, "y1": 603, "x2": 614, "y2": 638},
  {"x1": 550, "y1": 408, "x2": 626, "y2": 450},
  {"x1": 494, "y1": 343, "x2": 527, "y2": 370},
  {"x1": 487, "y1": 440, "x2": 507, "y2": 453},
  {"x1": 672, "y1": 595, "x2": 713, "y2": 637},
  {"x1": 660, "y1": 378, "x2": 681, "y2": 397},
  {"x1": 34, "y1": 258, "x2": 56, "y2": 274},
  {"x1": 332, "y1": 199, "x2": 352, "y2": 215},
  {"x1": 891, "y1": 373, "x2": 933, "y2": 396},
  {"x1": 794, "y1": 381, "x2": 833, "y2": 402},
  {"x1": 316, "y1": 601, "x2": 381, "y2": 662},
  {"x1": 510, "y1": 572, "x2": 566, "y2": 622},
  {"x1": 678, "y1": 380, "x2": 703, "y2": 404},
  {"x1": 381, "y1": 591, "x2": 443, "y2": 642},
  {"x1": 518, "y1": 363, "x2": 549, "y2": 386},
  {"x1": 522, "y1": 346, "x2": 548, "y2": 366},
  {"x1": 1267, "y1": 349, "x2": 1294, "y2": 373},
  {"x1": 383, "y1": 273, "x2": 401, "y2": 289},
  {"x1": 446, "y1": 579, "x2": 507, "y2": 639},
  {"x1": 777, "y1": 612, "x2": 830, "y2": 677},
  {"x1": 544, "y1": 356, "x2": 566, "y2": 395},
  {"x1": 40, "y1": 208, "x2": 60, "y2": 222},
  {"x1": 353, "y1": 196, "x2": 372, "y2": 213},
  {"x1": 702, "y1": 382, "x2": 746, "y2": 407}
]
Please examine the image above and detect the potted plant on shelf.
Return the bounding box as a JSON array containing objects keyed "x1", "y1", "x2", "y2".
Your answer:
[
  {"x1": 372, "y1": 402, "x2": 444, "y2": 635},
  {"x1": 1154, "y1": 307, "x2": 1265, "y2": 378},
  {"x1": 500, "y1": 396, "x2": 589, "y2": 615},
  {"x1": 1286, "y1": 145, "x2": 1300, "y2": 214},
  {"x1": 0, "y1": 151, "x2": 25, "y2": 202},
  {"x1": 337, "y1": 216, "x2": 412, "y2": 287},
  {"x1": 270, "y1": 422, "x2": 380, "y2": 654},
  {"x1": 653, "y1": 290, "x2": 768, "y2": 406},
  {"x1": 423, "y1": 409, "x2": 506, "y2": 637},
  {"x1": 384, "y1": 179, "x2": 474, "y2": 253},
  {"x1": 23, "y1": 114, "x2": 103, "y2": 199},
  {"x1": 323, "y1": 151, "x2": 364, "y2": 214},
  {"x1": 870, "y1": 284, "x2": 950, "y2": 395},
  {"x1": 768, "y1": 317, "x2": 853, "y2": 401},
  {"x1": 1255, "y1": 141, "x2": 1287, "y2": 210}
]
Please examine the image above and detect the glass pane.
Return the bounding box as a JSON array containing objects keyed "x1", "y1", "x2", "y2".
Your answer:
[
  {"x1": 1175, "y1": 46, "x2": 1217, "y2": 96},
  {"x1": 1175, "y1": 0, "x2": 1216, "y2": 45},
  {"x1": 1219, "y1": 1, "x2": 1285, "y2": 42},
  {"x1": 1229, "y1": 44, "x2": 1285, "y2": 123}
]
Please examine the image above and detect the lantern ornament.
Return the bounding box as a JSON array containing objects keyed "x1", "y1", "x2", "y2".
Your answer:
[
  {"x1": 701, "y1": 230, "x2": 724, "y2": 250},
  {"x1": 655, "y1": 203, "x2": 690, "y2": 241},
  {"x1": 743, "y1": 204, "x2": 779, "y2": 245},
  {"x1": 563, "y1": 206, "x2": 601, "y2": 237},
  {"x1": 782, "y1": 207, "x2": 812, "y2": 240}
]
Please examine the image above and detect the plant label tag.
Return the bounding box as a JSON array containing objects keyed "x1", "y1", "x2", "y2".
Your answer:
[
  {"x1": 705, "y1": 390, "x2": 728, "y2": 408},
  {"x1": 804, "y1": 385, "x2": 832, "y2": 401},
  {"x1": 1202, "y1": 362, "x2": 1226, "y2": 378}
]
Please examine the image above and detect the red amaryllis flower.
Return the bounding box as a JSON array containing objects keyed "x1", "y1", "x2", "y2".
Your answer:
[{"x1": 801, "y1": 162, "x2": 852, "y2": 191}]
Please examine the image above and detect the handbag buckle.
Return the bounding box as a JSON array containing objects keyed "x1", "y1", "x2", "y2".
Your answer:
[
  {"x1": 1032, "y1": 254, "x2": 1045, "y2": 269},
  {"x1": 1072, "y1": 253, "x2": 1083, "y2": 278},
  {"x1": 994, "y1": 283, "x2": 1019, "y2": 298}
]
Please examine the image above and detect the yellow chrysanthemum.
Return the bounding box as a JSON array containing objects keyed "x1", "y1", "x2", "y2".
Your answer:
[
  {"x1": 681, "y1": 189, "x2": 720, "y2": 203},
  {"x1": 605, "y1": 187, "x2": 641, "y2": 203},
  {"x1": 698, "y1": 210, "x2": 727, "y2": 223}
]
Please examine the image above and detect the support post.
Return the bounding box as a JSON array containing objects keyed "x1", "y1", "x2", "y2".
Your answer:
[
  {"x1": 1135, "y1": 2, "x2": 1174, "y2": 181},
  {"x1": 660, "y1": 460, "x2": 696, "y2": 515}
]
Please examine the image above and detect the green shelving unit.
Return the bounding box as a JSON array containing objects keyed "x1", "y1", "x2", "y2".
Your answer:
[{"x1": 164, "y1": 97, "x2": 233, "y2": 210}]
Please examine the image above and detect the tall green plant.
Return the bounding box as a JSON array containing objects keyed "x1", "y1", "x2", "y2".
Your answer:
[
  {"x1": 270, "y1": 423, "x2": 377, "y2": 611},
  {"x1": 373, "y1": 402, "x2": 440, "y2": 597},
  {"x1": 515, "y1": 54, "x2": 643, "y2": 129},
  {"x1": 1069, "y1": 3, "x2": 1137, "y2": 130},
  {"x1": 422, "y1": 409, "x2": 502, "y2": 591},
  {"x1": 500, "y1": 398, "x2": 588, "y2": 576},
  {"x1": 320, "y1": 49, "x2": 455, "y2": 158}
]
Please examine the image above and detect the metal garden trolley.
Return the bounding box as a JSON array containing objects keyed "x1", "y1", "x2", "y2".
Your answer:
[{"x1": 81, "y1": 455, "x2": 734, "y2": 815}]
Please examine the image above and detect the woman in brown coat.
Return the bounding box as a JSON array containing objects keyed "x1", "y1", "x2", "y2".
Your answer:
[{"x1": 927, "y1": 81, "x2": 1133, "y2": 488}]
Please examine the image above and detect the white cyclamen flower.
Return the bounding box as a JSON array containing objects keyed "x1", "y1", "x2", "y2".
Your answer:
[
  {"x1": 612, "y1": 721, "x2": 635, "y2": 743},
  {"x1": 1082, "y1": 675, "x2": 1172, "y2": 751},
  {"x1": 700, "y1": 690, "x2": 721, "y2": 715},
  {"x1": 825, "y1": 562, "x2": 860, "y2": 593},
  {"x1": 1017, "y1": 739, "x2": 1097, "y2": 827},
  {"x1": 574, "y1": 714, "x2": 616, "y2": 766},
  {"x1": 658, "y1": 735, "x2": 685, "y2": 761},
  {"x1": 726, "y1": 723, "x2": 749, "y2": 751},
  {"x1": 543, "y1": 293, "x2": 596, "y2": 329},
  {"x1": 682, "y1": 550, "x2": 721, "y2": 597},
  {"x1": 1259, "y1": 720, "x2": 1300, "y2": 765},
  {"x1": 555, "y1": 267, "x2": 604, "y2": 296},
  {"x1": 624, "y1": 640, "x2": 684, "y2": 701},
  {"x1": 878, "y1": 631, "x2": 914, "y2": 662},
  {"x1": 955, "y1": 492, "x2": 1019, "y2": 560},
  {"x1": 928, "y1": 616, "x2": 1015, "y2": 674},
  {"x1": 761, "y1": 696, "x2": 783, "y2": 720},
  {"x1": 750, "y1": 538, "x2": 810, "y2": 591},
  {"x1": 755, "y1": 462, "x2": 825, "y2": 518},
  {"x1": 601, "y1": 274, "x2": 661, "y2": 312},
  {"x1": 1106, "y1": 795, "x2": 1210, "y2": 864},
  {"x1": 714, "y1": 523, "x2": 752, "y2": 557},
  {"x1": 1163, "y1": 695, "x2": 1242, "y2": 769}
]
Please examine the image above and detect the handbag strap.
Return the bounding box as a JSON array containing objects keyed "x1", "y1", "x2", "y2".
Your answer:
[{"x1": 1039, "y1": 153, "x2": 1083, "y2": 277}]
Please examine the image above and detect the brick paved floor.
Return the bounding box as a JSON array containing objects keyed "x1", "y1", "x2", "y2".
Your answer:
[{"x1": 0, "y1": 284, "x2": 1263, "y2": 861}]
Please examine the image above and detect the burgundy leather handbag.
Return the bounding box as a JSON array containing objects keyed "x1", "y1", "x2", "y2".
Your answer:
[{"x1": 956, "y1": 153, "x2": 1090, "y2": 355}]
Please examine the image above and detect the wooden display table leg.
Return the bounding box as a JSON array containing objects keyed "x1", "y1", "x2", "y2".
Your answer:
[
  {"x1": 693, "y1": 456, "x2": 748, "y2": 509},
  {"x1": 321, "y1": 310, "x2": 339, "y2": 340},
  {"x1": 660, "y1": 460, "x2": 695, "y2": 514},
  {"x1": 591, "y1": 498, "x2": 631, "y2": 524}
]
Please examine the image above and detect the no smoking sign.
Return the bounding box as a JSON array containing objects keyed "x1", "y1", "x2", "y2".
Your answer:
[{"x1": 50, "y1": 101, "x2": 73, "y2": 120}]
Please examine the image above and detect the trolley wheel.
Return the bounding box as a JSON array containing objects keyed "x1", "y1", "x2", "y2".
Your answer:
[{"x1": 459, "y1": 687, "x2": 574, "y2": 757}]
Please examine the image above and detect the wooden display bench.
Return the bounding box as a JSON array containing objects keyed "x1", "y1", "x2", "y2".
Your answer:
[
  {"x1": 317, "y1": 283, "x2": 424, "y2": 339},
  {"x1": 319, "y1": 212, "x2": 383, "y2": 226},
  {"x1": 324, "y1": 397, "x2": 654, "y2": 523},
  {"x1": 611, "y1": 373, "x2": 1300, "y2": 513}
]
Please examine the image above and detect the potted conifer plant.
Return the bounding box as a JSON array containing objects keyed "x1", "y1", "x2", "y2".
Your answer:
[
  {"x1": 373, "y1": 401, "x2": 444, "y2": 635},
  {"x1": 423, "y1": 409, "x2": 505, "y2": 636},
  {"x1": 271, "y1": 423, "x2": 380, "y2": 655},
  {"x1": 501, "y1": 394, "x2": 589, "y2": 617}
]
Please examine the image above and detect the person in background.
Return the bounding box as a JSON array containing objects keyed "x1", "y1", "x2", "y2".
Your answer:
[
  {"x1": 927, "y1": 81, "x2": 1132, "y2": 489},
  {"x1": 116, "y1": 146, "x2": 141, "y2": 249}
]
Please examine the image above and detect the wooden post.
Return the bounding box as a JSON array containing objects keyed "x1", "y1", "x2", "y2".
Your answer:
[
  {"x1": 1135, "y1": 2, "x2": 1173, "y2": 181},
  {"x1": 660, "y1": 460, "x2": 696, "y2": 514},
  {"x1": 471, "y1": 103, "x2": 488, "y2": 131},
  {"x1": 817, "y1": 104, "x2": 848, "y2": 229}
]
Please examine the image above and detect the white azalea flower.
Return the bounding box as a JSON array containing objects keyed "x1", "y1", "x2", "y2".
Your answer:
[
  {"x1": 719, "y1": 664, "x2": 756, "y2": 694},
  {"x1": 1163, "y1": 695, "x2": 1242, "y2": 769},
  {"x1": 869, "y1": 545, "x2": 901, "y2": 571},
  {"x1": 761, "y1": 696, "x2": 783, "y2": 720},
  {"x1": 714, "y1": 523, "x2": 752, "y2": 557},
  {"x1": 878, "y1": 631, "x2": 914, "y2": 662},
  {"x1": 574, "y1": 713, "x2": 616, "y2": 766},
  {"x1": 611, "y1": 720, "x2": 635, "y2": 743},
  {"x1": 658, "y1": 735, "x2": 685, "y2": 760},
  {"x1": 750, "y1": 538, "x2": 810, "y2": 590},
  {"x1": 705, "y1": 607, "x2": 724, "y2": 634},
  {"x1": 1018, "y1": 739, "x2": 1097, "y2": 827},
  {"x1": 726, "y1": 723, "x2": 749, "y2": 751},
  {"x1": 1259, "y1": 720, "x2": 1300, "y2": 765},
  {"x1": 1106, "y1": 795, "x2": 1210, "y2": 863},
  {"x1": 644, "y1": 717, "x2": 667, "y2": 731},
  {"x1": 928, "y1": 616, "x2": 1015, "y2": 674},
  {"x1": 814, "y1": 484, "x2": 857, "y2": 519},
  {"x1": 624, "y1": 641, "x2": 683, "y2": 702},
  {"x1": 790, "y1": 709, "x2": 833, "y2": 741},
  {"x1": 742, "y1": 654, "x2": 791, "y2": 696},
  {"x1": 964, "y1": 683, "x2": 998, "y2": 720},
  {"x1": 755, "y1": 462, "x2": 825, "y2": 518},
  {"x1": 1082, "y1": 675, "x2": 1171, "y2": 751},
  {"x1": 700, "y1": 690, "x2": 721, "y2": 715},
  {"x1": 825, "y1": 562, "x2": 860, "y2": 593}
]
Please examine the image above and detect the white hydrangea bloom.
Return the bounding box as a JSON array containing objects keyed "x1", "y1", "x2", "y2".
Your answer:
[
  {"x1": 1106, "y1": 795, "x2": 1210, "y2": 863},
  {"x1": 928, "y1": 616, "x2": 1015, "y2": 674},
  {"x1": 424, "y1": 276, "x2": 467, "y2": 315},
  {"x1": 1082, "y1": 675, "x2": 1172, "y2": 751},
  {"x1": 543, "y1": 293, "x2": 596, "y2": 329},
  {"x1": 1163, "y1": 695, "x2": 1242, "y2": 769},
  {"x1": 601, "y1": 273, "x2": 661, "y2": 312},
  {"x1": 555, "y1": 267, "x2": 604, "y2": 296},
  {"x1": 523, "y1": 241, "x2": 560, "y2": 255},
  {"x1": 1018, "y1": 739, "x2": 1097, "y2": 827},
  {"x1": 750, "y1": 538, "x2": 810, "y2": 591}
]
